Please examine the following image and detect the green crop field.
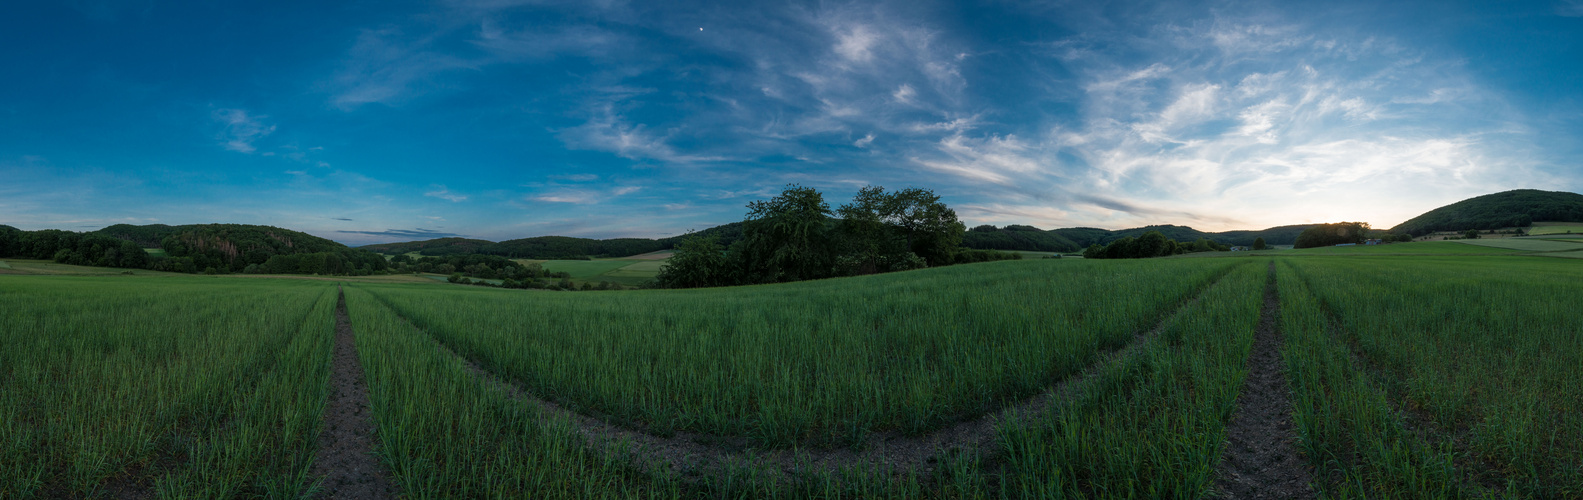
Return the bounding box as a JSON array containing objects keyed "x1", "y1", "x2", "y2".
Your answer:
[
  {"x1": 1, "y1": 276, "x2": 336, "y2": 497},
  {"x1": 1527, "y1": 221, "x2": 1583, "y2": 235},
  {"x1": 5, "y1": 252, "x2": 1580, "y2": 497},
  {"x1": 0, "y1": 261, "x2": 10, "y2": 269},
  {"x1": 1457, "y1": 238, "x2": 1583, "y2": 251},
  {"x1": 517, "y1": 256, "x2": 672, "y2": 286},
  {"x1": 1279, "y1": 241, "x2": 1524, "y2": 255},
  {"x1": 1278, "y1": 257, "x2": 1583, "y2": 498}
]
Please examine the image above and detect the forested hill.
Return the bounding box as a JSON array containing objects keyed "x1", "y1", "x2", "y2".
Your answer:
[
  {"x1": 963, "y1": 223, "x2": 1315, "y2": 253},
  {"x1": 358, "y1": 237, "x2": 496, "y2": 256},
  {"x1": 1390, "y1": 189, "x2": 1583, "y2": 236},
  {"x1": 363, "y1": 220, "x2": 1306, "y2": 257},
  {"x1": 358, "y1": 222, "x2": 747, "y2": 259},
  {"x1": 1, "y1": 223, "x2": 388, "y2": 275}
]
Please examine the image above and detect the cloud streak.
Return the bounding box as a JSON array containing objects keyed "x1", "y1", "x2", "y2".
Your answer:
[
  {"x1": 213, "y1": 109, "x2": 275, "y2": 153},
  {"x1": 337, "y1": 228, "x2": 463, "y2": 239}
]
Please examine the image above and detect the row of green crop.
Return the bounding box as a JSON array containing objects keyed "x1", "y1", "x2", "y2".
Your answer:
[
  {"x1": 1279, "y1": 256, "x2": 1583, "y2": 497},
  {"x1": 357, "y1": 258, "x2": 1243, "y2": 449},
  {"x1": 344, "y1": 258, "x2": 1272, "y2": 498},
  {"x1": 0, "y1": 276, "x2": 335, "y2": 498},
  {"x1": 339, "y1": 286, "x2": 673, "y2": 498},
  {"x1": 996, "y1": 259, "x2": 1266, "y2": 498}
]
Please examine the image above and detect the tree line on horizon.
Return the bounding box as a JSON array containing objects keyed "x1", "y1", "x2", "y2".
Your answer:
[
  {"x1": 0, "y1": 224, "x2": 388, "y2": 276},
  {"x1": 655, "y1": 185, "x2": 1019, "y2": 288}
]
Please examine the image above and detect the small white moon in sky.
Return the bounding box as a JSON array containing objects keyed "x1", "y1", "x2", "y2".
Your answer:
[{"x1": 699, "y1": 27, "x2": 704, "y2": 31}]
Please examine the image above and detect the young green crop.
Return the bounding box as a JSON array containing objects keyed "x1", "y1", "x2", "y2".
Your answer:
[
  {"x1": 1275, "y1": 260, "x2": 1464, "y2": 497},
  {"x1": 338, "y1": 286, "x2": 673, "y2": 498},
  {"x1": 1281, "y1": 256, "x2": 1583, "y2": 497},
  {"x1": 0, "y1": 276, "x2": 335, "y2": 498},
  {"x1": 357, "y1": 258, "x2": 1242, "y2": 449},
  {"x1": 996, "y1": 260, "x2": 1265, "y2": 498}
]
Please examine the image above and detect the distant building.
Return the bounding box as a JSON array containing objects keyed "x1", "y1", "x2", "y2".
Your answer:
[
  {"x1": 1364, "y1": 239, "x2": 1383, "y2": 245},
  {"x1": 1230, "y1": 246, "x2": 1251, "y2": 251}
]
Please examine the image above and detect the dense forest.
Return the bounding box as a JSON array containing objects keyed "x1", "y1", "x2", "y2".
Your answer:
[
  {"x1": 360, "y1": 224, "x2": 746, "y2": 260},
  {"x1": 0, "y1": 223, "x2": 388, "y2": 275},
  {"x1": 1293, "y1": 222, "x2": 1372, "y2": 248},
  {"x1": 1390, "y1": 189, "x2": 1583, "y2": 236},
  {"x1": 655, "y1": 185, "x2": 1019, "y2": 288},
  {"x1": 1080, "y1": 231, "x2": 1231, "y2": 259}
]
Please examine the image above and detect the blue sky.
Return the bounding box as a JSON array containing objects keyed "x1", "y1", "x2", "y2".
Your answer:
[{"x1": 3, "y1": 0, "x2": 1581, "y2": 245}]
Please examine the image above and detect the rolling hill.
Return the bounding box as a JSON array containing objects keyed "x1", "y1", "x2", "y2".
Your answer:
[
  {"x1": 358, "y1": 222, "x2": 747, "y2": 259},
  {"x1": 964, "y1": 224, "x2": 1315, "y2": 253},
  {"x1": 1390, "y1": 189, "x2": 1583, "y2": 236}
]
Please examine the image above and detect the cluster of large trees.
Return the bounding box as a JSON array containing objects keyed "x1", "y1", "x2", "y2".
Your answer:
[
  {"x1": 1293, "y1": 222, "x2": 1371, "y2": 248},
  {"x1": 0, "y1": 224, "x2": 388, "y2": 275},
  {"x1": 655, "y1": 185, "x2": 1017, "y2": 289},
  {"x1": 1081, "y1": 231, "x2": 1230, "y2": 259}
]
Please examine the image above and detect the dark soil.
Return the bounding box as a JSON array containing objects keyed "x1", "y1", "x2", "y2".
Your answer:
[
  {"x1": 309, "y1": 289, "x2": 395, "y2": 499},
  {"x1": 1212, "y1": 263, "x2": 1316, "y2": 499},
  {"x1": 407, "y1": 268, "x2": 1238, "y2": 488}
]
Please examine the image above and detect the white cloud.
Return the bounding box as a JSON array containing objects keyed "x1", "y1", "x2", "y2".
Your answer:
[
  {"x1": 833, "y1": 24, "x2": 880, "y2": 63},
  {"x1": 892, "y1": 84, "x2": 917, "y2": 104},
  {"x1": 1556, "y1": 0, "x2": 1583, "y2": 17},
  {"x1": 213, "y1": 109, "x2": 275, "y2": 154},
  {"x1": 559, "y1": 105, "x2": 727, "y2": 164},
  {"x1": 854, "y1": 133, "x2": 875, "y2": 148},
  {"x1": 425, "y1": 185, "x2": 469, "y2": 202}
]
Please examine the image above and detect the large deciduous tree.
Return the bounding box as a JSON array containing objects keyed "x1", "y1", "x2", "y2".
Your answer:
[{"x1": 735, "y1": 184, "x2": 834, "y2": 283}]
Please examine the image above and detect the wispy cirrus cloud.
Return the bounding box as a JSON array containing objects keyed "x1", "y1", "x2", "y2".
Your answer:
[
  {"x1": 213, "y1": 108, "x2": 275, "y2": 153},
  {"x1": 337, "y1": 228, "x2": 463, "y2": 239},
  {"x1": 424, "y1": 184, "x2": 468, "y2": 202}
]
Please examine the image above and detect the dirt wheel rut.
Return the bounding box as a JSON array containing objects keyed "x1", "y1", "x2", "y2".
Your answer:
[
  {"x1": 1213, "y1": 262, "x2": 1315, "y2": 499},
  {"x1": 309, "y1": 288, "x2": 395, "y2": 499},
  {"x1": 394, "y1": 267, "x2": 1239, "y2": 488}
]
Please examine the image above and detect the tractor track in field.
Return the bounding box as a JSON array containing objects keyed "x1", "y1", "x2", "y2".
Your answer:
[
  {"x1": 391, "y1": 266, "x2": 1240, "y2": 488},
  {"x1": 1290, "y1": 268, "x2": 1507, "y2": 496},
  {"x1": 1212, "y1": 262, "x2": 1315, "y2": 499},
  {"x1": 308, "y1": 288, "x2": 395, "y2": 499}
]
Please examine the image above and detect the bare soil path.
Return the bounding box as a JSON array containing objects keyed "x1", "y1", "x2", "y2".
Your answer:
[
  {"x1": 309, "y1": 288, "x2": 395, "y2": 499},
  {"x1": 396, "y1": 268, "x2": 1239, "y2": 487},
  {"x1": 1213, "y1": 262, "x2": 1315, "y2": 499}
]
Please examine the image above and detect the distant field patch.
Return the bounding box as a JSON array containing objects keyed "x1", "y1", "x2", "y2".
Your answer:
[
  {"x1": 624, "y1": 249, "x2": 674, "y2": 260},
  {"x1": 1007, "y1": 250, "x2": 1060, "y2": 259},
  {"x1": 540, "y1": 259, "x2": 636, "y2": 278},
  {"x1": 0, "y1": 261, "x2": 10, "y2": 269},
  {"x1": 1527, "y1": 222, "x2": 1583, "y2": 235},
  {"x1": 143, "y1": 248, "x2": 168, "y2": 257},
  {"x1": 1282, "y1": 241, "x2": 1523, "y2": 255},
  {"x1": 1544, "y1": 250, "x2": 1583, "y2": 259},
  {"x1": 1458, "y1": 238, "x2": 1583, "y2": 252}
]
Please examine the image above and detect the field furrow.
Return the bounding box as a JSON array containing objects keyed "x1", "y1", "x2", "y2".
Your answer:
[
  {"x1": 1275, "y1": 256, "x2": 1583, "y2": 497},
  {"x1": 372, "y1": 262, "x2": 1243, "y2": 490},
  {"x1": 308, "y1": 287, "x2": 396, "y2": 498},
  {"x1": 357, "y1": 258, "x2": 1243, "y2": 450},
  {"x1": 338, "y1": 286, "x2": 671, "y2": 498},
  {"x1": 1211, "y1": 262, "x2": 1315, "y2": 499},
  {"x1": 0, "y1": 277, "x2": 336, "y2": 498},
  {"x1": 993, "y1": 260, "x2": 1267, "y2": 498}
]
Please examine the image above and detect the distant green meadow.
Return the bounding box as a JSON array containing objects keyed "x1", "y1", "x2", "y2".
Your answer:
[
  {"x1": 1274, "y1": 240, "x2": 1523, "y2": 255},
  {"x1": 4, "y1": 250, "x2": 1580, "y2": 497},
  {"x1": 1527, "y1": 221, "x2": 1583, "y2": 235},
  {"x1": 524, "y1": 257, "x2": 669, "y2": 286},
  {"x1": 1459, "y1": 238, "x2": 1583, "y2": 252}
]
